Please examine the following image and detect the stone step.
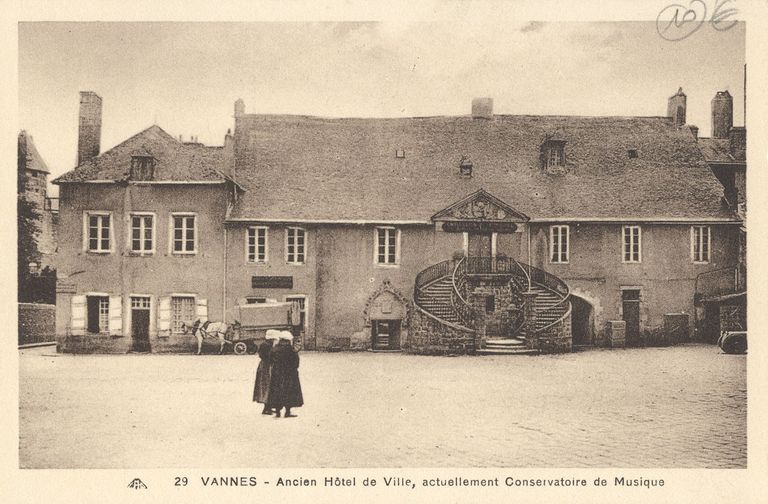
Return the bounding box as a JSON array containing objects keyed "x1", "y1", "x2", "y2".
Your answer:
[
  {"x1": 476, "y1": 347, "x2": 540, "y2": 355},
  {"x1": 485, "y1": 338, "x2": 526, "y2": 346}
]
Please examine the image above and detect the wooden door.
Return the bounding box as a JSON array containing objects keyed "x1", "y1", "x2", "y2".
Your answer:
[
  {"x1": 622, "y1": 290, "x2": 641, "y2": 346},
  {"x1": 372, "y1": 320, "x2": 401, "y2": 350},
  {"x1": 131, "y1": 308, "x2": 151, "y2": 352},
  {"x1": 468, "y1": 233, "x2": 492, "y2": 257}
]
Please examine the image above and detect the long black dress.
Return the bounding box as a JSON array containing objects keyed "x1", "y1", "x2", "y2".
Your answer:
[
  {"x1": 267, "y1": 342, "x2": 304, "y2": 409},
  {"x1": 252, "y1": 341, "x2": 272, "y2": 403}
]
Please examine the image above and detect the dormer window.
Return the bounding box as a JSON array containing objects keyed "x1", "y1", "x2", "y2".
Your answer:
[
  {"x1": 130, "y1": 155, "x2": 155, "y2": 181},
  {"x1": 541, "y1": 136, "x2": 567, "y2": 173},
  {"x1": 459, "y1": 156, "x2": 473, "y2": 177},
  {"x1": 547, "y1": 146, "x2": 563, "y2": 167}
]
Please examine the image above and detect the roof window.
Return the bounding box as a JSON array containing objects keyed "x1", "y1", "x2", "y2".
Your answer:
[
  {"x1": 459, "y1": 156, "x2": 473, "y2": 177},
  {"x1": 130, "y1": 155, "x2": 155, "y2": 181},
  {"x1": 628, "y1": 149, "x2": 638, "y2": 159},
  {"x1": 395, "y1": 149, "x2": 405, "y2": 159},
  {"x1": 541, "y1": 136, "x2": 567, "y2": 173}
]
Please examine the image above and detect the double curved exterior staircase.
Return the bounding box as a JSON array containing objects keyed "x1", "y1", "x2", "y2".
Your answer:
[{"x1": 414, "y1": 256, "x2": 572, "y2": 354}]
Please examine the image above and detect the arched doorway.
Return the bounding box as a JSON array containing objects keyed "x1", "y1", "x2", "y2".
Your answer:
[
  {"x1": 570, "y1": 295, "x2": 595, "y2": 346},
  {"x1": 364, "y1": 281, "x2": 411, "y2": 351}
]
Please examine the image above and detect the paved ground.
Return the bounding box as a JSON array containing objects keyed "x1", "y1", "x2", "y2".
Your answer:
[{"x1": 19, "y1": 344, "x2": 746, "y2": 468}]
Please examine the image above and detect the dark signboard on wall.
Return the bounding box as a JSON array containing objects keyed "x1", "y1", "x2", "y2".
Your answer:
[
  {"x1": 442, "y1": 221, "x2": 518, "y2": 233},
  {"x1": 251, "y1": 276, "x2": 293, "y2": 289}
]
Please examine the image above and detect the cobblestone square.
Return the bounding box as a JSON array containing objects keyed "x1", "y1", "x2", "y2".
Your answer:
[{"x1": 19, "y1": 344, "x2": 746, "y2": 468}]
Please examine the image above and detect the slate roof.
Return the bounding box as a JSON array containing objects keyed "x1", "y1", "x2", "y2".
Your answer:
[
  {"x1": 230, "y1": 114, "x2": 736, "y2": 222},
  {"x1": 54, "y1": 125, "x2": 231, "y2": 183},
  {"x1": 18, "y1": 131, "x2": 50, "y2": 174},
  {"x1": 698, "y1": 138, "x2": 742, "y2": 164}
]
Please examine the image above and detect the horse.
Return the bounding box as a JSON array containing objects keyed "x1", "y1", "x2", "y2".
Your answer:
[{"x1": 182, "y1": 319, "x2": 237, "y2": 355}]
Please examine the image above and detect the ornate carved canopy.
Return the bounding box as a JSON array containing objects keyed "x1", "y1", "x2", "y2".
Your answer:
[{"x1": 432, "y1": 189, "x2": 529, "y2": 233}]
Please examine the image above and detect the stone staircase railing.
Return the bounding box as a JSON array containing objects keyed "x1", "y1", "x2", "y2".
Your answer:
[{"x1": 414, "y1": 256, "x2": 572, "y2": 353}]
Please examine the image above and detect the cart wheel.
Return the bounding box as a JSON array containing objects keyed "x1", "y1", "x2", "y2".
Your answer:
[{"x1": 233, "y1": 342, "x2": 248, "y2": 355}]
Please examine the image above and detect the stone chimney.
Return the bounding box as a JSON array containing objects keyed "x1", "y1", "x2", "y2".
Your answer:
[
  {"x1": 728, "y1": 126, "x2": 746, "y2": 161},
  {"x1": 666, "y1": 87, "x2": 686, "y2": 127},
  {"x1": 471, "y1": 97, "x2": 493, "y2": 120},
  {"x1": 234, "y1": 98, "x2": 245, "y2": 117},
  {"x1": 689, "y1": 125, "x2": 699, "y2": 141},
  {"x1": 77, "y1": 91, "x2": 102, "y2": 165},
  {"x1": 711, "y1": 90, "x2": 733, "y2": 139}
]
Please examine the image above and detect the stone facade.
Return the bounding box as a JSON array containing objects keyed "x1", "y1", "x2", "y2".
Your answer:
[{"x1": 408, "y1": 308, "x2": 476, "y2": 355}]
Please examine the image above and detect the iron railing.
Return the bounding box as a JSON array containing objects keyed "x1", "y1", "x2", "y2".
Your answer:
[{"x1": 451, "y1": 257, "x2": 476, "y2": 329}]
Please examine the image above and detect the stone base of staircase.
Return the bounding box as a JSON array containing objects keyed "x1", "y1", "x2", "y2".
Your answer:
[{"x1": 476, "y1": 338, "x2": 540, "y2": 355}]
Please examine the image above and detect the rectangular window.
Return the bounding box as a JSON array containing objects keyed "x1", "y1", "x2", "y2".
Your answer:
[
  {"x1": 622, "y1": 225, "x2": 642, "y2": 263},
  {"x1": 131, "y1": 296, "x2": 151, "y2": 309},
  {"x1": 171, "y1": 296, "x2": 195, "y2": 334},
  {"x1": 171, "y1": 214, "x2": 196, "y2": 254},
  {"x1": 548, "y1": 147, "x2": 562, "y2": 167},
  {"x1": 549, "y1": 225, "x2": 569, "y2": 263},
  {"x1": 86, "y1": 296, "x2": 109, "y2": 333},
  {"x1": 247, "y1": 226, "x2": 268, "y2": 263},
  {"x1": 130, "y1": 214, "x2": 154, "y2": 253},
  {"x1": 375, "y1": 227, "x2": 400, "y2": 265},
  {"x1": 245, "y1": 297, "x2": 269, "y2": 304},
  {"x1": 286, "y1": 227, "x2": 306, "y2": 264},
  {"x1": 86, "y1": 212, "x2": 111, "y2": 252},
  {"x1": 285, "y1": 296, "x2": 307, "y2": 332},
  {"x1": 692, "y1": 226, "x2": 711, "y2": 263}
]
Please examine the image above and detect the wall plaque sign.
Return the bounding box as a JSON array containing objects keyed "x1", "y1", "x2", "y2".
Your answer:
[{"x1": 251, "y1": 276, "x2": 293, "y2": 289}]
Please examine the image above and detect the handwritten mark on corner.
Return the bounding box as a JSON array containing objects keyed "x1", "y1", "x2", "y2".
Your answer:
[{"x1": 656, "y1": 0, "x2": 739, "y2": 42}]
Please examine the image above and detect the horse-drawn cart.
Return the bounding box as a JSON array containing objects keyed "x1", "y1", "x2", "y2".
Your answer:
[{"x1": 231, "y1": 301, "x2": 300, "y2": 354}]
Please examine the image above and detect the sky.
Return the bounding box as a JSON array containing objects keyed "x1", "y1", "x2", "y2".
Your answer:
[{"x1": 19, "y1": 21, "x2": 745, "y2": 186}]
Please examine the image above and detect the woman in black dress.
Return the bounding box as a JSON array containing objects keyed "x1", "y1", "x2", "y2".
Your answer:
[
  {"x1": 267, "y1": 332, "x2": 304, "y2": 418},
  {"x1": 253, "y1": 331, "x2": 279, "y2": 414}
]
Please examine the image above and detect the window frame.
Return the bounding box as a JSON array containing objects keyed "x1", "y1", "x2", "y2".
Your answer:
[
  {"x1": 85, "y1": 294, "x2": 110, "y2": 334},
  {"x1": 622, "y1": 225, "x2": 642, "y2": 263},
  {"x1": 285, "y1": 227, "x2": 306, "y2": 265},
  {"x1": 374, "y1": 226, "x2": 401, "y2": 267},
  {"x1": 169, "y1": 212, "x2": 198, "y2": 255},
  {"x1": 129, "y1": 212, "x2": 156, "y2": 255},
  {"x1": 170, "y1": 295, "x2": 196, "y2": 334},
  {"x1": 246, "y1": 226, "x2": 269, "y2": 263},
  {"x1": 691, "y1": 225, "x2": 711, "y2": 264},
  {"x1": 83, "y1": 211, "x2": 113, "y2": 254},
  {"x1": 549, "y1": 225, "x2": 570, "y2": 264},
  {"x1": 284, "y1": 294, "x2": 308, "y2": 333}
]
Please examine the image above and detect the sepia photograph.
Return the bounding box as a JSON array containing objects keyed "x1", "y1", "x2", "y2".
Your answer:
[{"x1": 10, "y1": 6, "x2": 761, "y2": 499}]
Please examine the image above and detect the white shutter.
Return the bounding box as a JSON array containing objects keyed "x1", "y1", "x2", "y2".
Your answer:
[
  {"x1": 71, "y1": 295, "x2": 86, "y2": 335},
  {"x1": 108, "y1": 296, "x2": 122, "y2": 336},
  {"x1": 196, "y1": 298, "x2": 208, "y2": 322},
  {"x1": 158, "y1": 297, "x2": 171, "y2": 336}
]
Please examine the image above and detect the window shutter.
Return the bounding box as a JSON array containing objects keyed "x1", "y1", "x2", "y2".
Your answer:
[
  {"x1": 70, "y1": 295, "x2": 86, "y2": 335},
  {"x1": 108, "y1": 296, "x2": 122, "y2": 336},
  {"x1": 158, "y1": 297, "x2": 171, "y2": 337},
  {"x1": 196, "y1": 298, "x2": 208, "y2": 322}
]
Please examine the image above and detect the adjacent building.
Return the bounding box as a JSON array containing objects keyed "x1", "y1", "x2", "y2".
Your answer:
[{"x1": 53, "y1": 89, "x2": 745, "y2": 354}]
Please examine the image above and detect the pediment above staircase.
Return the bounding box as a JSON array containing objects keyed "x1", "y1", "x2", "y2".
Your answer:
[{"x1": 432, "y1": 189, "x2": 529, "y2": 233}]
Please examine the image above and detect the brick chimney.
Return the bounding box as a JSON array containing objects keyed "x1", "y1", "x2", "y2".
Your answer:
[
  {"x1": 711, "y1": 90, "x2": 733, "y2": 139},
  {"x1": 77, "y1": 91, "x2": 102, "y2": 165},
  {"x1": 471, "y1": 97, "x2": 493, "y2": 120},
  {"x1": 666, "y1": 87, "x2": 686, "y2": 127},
  {"x1": 689, "y1": 125, "x2": 699, "y2": 141},
  {"x1": 728, "y1": 126, "x2": 746, "y2": 161}
]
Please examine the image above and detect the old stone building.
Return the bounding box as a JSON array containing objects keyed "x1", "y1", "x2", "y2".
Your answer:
[
  {"x1": 18, "y1": 130, "x2": 58, "y2": 304},
  {"x1": 693, "y1": 89, "x2": 747, "y2": 342},
  {"x1": 53, "y1": 89, "x2": 744, "y2": 354}
]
